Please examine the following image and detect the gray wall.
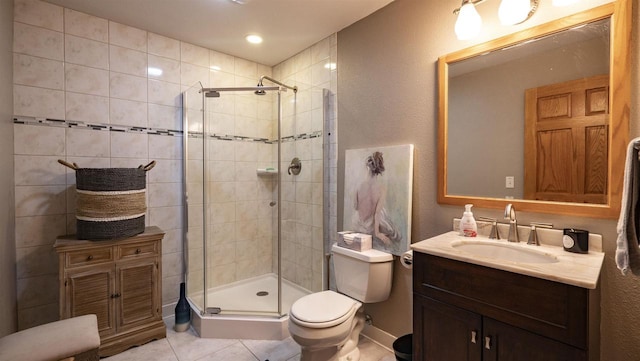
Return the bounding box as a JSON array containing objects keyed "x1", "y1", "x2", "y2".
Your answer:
[
  {"x1": 338, "y1": 0, "x2": 640, "y2": 359},
  {"x1": 0, "y1": 0, "x2": 17, "y2": 337}
]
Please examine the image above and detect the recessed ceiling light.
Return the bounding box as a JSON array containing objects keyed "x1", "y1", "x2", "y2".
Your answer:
[
  {"x1": 210, "y1": 65, "x2": 221, "y2": 71},
  {"x1": 246, "y1": 34, "x2": 263, "y2": 44},
  {"x1": 228, "y1": 0, "x2": 246, "y2": 4}
]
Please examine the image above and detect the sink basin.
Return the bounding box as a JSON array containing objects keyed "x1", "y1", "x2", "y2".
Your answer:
[{"x1": 451, "y1": 241, "x2": 559, "y2": 264}]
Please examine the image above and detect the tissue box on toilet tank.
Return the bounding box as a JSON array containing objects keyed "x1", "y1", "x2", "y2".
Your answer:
[{"x1": 337, "y1": 231, "x2": 372, "y2": 252}]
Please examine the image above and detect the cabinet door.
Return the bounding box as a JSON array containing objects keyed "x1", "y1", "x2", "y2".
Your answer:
[
  {"x1": 483, "y1": 318, "x2": 586, "y2": 361},
  {"x1": 116, "y1": 258, "x2": 160, "y2": 333},
  {"x1": 414, "y1": 295, "x2": 482, "y2": 361},
  {"x1": 65, "y1": 264, "x2": 116, "y2": 337}
]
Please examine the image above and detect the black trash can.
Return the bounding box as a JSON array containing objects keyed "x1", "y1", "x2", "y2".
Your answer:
[{"x1": 392, "y1": 334, "x2": 412, "y2": 361}]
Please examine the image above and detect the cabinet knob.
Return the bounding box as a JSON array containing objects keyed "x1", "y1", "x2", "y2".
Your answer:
[
  {"x1": 471, "y1": 330, "x2": 477, "y2": 344},
  {"x1": 484, "y1": 336, "x2": 492, "y2": 350},
  {"x1": 135, "y1": 248, "x2": 141, "y2": 254},
  {"x1": 87, "y1": 255, "x2": 93, "y2": 261},
  {"x1": 111, "y1": 293, "x2": 121, "y2": 298}
]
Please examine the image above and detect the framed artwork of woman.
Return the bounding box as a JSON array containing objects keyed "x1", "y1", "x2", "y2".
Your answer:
[{"x1": 344, "y1": 144, "x2": 414, "y2": 256}]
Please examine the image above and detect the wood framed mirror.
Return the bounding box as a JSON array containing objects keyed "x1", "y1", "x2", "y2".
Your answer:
[{"x1": 437, "y1": 0, "x2": 631, "y2": 218}]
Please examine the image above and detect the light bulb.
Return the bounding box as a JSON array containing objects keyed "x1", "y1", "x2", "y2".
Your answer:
[
  {"x1": 499, "y1": 0, "x2": 531, "y2": 25},
  {"x1": 455, "y1": 2, "x2": 482, "y2": 40},
  {"x1": 552, "y1": 0, "x2": 579, "y2": 6}
]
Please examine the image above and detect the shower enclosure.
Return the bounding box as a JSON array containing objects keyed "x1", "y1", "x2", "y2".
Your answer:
[{"x1": 182, "y1": 76, "x2": 329, "y2": 338}]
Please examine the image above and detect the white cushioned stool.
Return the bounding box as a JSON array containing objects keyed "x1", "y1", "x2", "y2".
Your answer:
[{"x1": 0, "y1": 314, "x2": 100, "y2": 361}]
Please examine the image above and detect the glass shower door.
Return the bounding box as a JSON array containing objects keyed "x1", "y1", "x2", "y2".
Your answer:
[
  {"x1": 202, "y1": 88, "x2": 281, "y2": 316},
  {"x1": 183, "y1": 82, "x2": 206, "y2": 314}
]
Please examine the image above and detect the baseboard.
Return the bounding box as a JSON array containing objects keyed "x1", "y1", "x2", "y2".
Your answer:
[
  {"x1": 361, "y1": 323, "x2": 397, "y2": 352},
  {"x1": 162, "y1": 302, "x2": 176, "y2": 318}
]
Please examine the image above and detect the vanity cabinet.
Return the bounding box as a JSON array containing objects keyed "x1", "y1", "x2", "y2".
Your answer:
[
  {"x1": 54, "y1": 226, "x2": 166, "y2": 357},
  {"x1": 413, "y1": 252, "x2": 597, "y2": 361}
]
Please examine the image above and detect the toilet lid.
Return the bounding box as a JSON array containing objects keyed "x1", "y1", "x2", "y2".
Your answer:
[{"x1": 291, "y1": 291, "x2": 360, "y2": 326}]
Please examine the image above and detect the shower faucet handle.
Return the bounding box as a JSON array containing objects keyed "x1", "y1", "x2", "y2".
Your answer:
[{"x1": 288, "y1": 157, "x2": 302, "y2": 175}]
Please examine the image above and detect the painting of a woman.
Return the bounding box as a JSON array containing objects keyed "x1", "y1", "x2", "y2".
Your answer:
[
  {"x1": 344, "y1": 145, "x2": 414, "y2": 255},
  {"x1": 352, "y1": 151, "x2": 401, "y2": 246}
]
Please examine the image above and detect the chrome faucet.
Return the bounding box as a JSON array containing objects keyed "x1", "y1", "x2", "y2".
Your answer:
[{"x1": 504, "y1": 204, "x2": 519, "y2": 242}]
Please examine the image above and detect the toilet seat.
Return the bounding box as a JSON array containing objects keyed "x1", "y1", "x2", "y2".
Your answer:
[{"x1": 290, "y1": 291, "x2": 361, "y2": 329}]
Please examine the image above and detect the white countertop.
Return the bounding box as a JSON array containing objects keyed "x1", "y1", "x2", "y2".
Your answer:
[{"x1": 411, "y1": 231, "x2": 604, "y2": 289}]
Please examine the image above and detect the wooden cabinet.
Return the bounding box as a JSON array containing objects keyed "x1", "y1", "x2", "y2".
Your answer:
[
  {"x1": 414, "y1": 294, "x2": 481, "y2": 360},
  {"x1": 55, "y1": 226, "x2": 166, "y2": 357},
  {"x1": 413, "y1": 252, "x2": 597, "y2": 361}
]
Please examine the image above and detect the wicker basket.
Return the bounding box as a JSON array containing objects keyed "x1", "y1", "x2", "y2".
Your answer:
[{"x1": 59, "y1": 160, "x2": 156, "y2": 240}]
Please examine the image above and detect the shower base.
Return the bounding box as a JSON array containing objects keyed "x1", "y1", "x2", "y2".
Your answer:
[{"x1": 190, "y1": 273, "x2": 310, "y2": 340}]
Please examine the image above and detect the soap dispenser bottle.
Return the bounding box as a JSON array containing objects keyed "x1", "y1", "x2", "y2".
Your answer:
[{"x1": 460, "y1": 204, "x2": 478, "y2": 237}]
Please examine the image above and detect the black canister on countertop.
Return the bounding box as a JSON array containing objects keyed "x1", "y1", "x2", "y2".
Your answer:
[{"x1": 563, "y1": 228, "x2": 589, "y2": 254}]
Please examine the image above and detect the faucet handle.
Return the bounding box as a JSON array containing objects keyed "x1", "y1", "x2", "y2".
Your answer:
[
  {"x1": 527, "y1": 222, "x2": 553, "y2": 246},
  {"x1": 478, "y1": 217, "x2": 500, "y2": 240}
]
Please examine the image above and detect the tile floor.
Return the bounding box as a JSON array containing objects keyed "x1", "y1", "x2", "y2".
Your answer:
[{"x1": 104, "y1": 317, "x2": 396, "y2": 361}]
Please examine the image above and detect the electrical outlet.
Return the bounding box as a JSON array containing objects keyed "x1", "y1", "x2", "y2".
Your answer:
[{"x1": 505, "y1": 176, "x2": 515, "y2": 189}]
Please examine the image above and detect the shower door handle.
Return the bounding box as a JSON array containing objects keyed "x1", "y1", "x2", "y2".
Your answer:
[{"x1": 288, "y1": 157, "x2": 301, "y2": 175}]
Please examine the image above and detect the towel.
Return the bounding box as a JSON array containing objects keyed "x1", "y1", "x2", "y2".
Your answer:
[{"x1": 615, "y1": 137, "x2": 640, "y2": 275}]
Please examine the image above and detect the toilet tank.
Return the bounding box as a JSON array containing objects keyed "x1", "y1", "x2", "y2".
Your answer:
[{"x1": 332, "y1": 244, "x2": 394, "y2": 303}]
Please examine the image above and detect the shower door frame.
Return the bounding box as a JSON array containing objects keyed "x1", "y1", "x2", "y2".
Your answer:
[{"x1": 183, "y1": 85, "x2": 288, "y2": 317}]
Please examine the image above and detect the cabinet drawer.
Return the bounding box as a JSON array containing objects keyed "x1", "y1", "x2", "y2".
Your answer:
[
  {"x1": 66, "y1": 248, "x2": 114, "y2": 267},
  {"x1": 118, "y1": 242, "x2": 158, "y2": 259}
]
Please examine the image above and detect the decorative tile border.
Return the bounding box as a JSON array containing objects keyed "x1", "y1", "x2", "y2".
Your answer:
[
  {"x1": 206, "y1": 131, "x2": 323, "y2": 144},
  {"x1": 13, "y1": 115, "x2": 323, "y2": 144},
  {"x1": 13, "y1": 116, "x2": 183, "y2": 137}
]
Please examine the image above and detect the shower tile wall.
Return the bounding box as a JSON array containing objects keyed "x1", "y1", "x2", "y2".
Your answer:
[
  {"x1": 10, "y1": 0, "x2": 290, "y2": 329},
  {"x1": 198, "y1": 34, "x2": 338, "y2": 295},
  {"x1": 273, "y1": 35, "x2": 338, "y2": 292}
]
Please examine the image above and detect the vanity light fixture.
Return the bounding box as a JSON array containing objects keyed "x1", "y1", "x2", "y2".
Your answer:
[
  {"x1": 454, "y1": 0, "x2": 539, "y2": 40},
  {"x1": 552, "y1": 0, "x2": 579, "y2": 6},
  {"x1": 455, "y1": 0, "x2": 483, "y2": 40},
  {"x1": 499, "y1": 0, "x2": 537, "y2": 25}
]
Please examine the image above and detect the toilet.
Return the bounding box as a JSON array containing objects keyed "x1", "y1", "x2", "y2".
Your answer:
[{"x1": 288, "y1": 244, "x2": 394, "y2": 361}]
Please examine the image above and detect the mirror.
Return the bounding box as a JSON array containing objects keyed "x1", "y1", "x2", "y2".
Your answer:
[{"x1": 438, "y1": 1, "x2": 631, "y2": 218}]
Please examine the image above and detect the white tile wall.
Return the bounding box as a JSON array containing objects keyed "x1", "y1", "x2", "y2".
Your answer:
[
  {"x1": 272, "y1": 34, "x2": 337, "y2": 292},
  {"x1": 64, "y1": 8, "x2": 108, "y2": 42},
  {"x1": 12, "y1": 0, "x2": 337, "y2": 328},
  {"x1": 65, "y1": 34, "x2": 109, "y2": 69},
  {"x1": 13, "y1": 53, "x2": 63, "y2": 89},
  {"x1": 66, "y1": 92, "x2": 109, "y2": 123},
  {"x1": 14, "y1": 84, "x2": 65, "y2": 119},
  {"x1": 13, "y1": 22, "x2": 63, "y2": 60},
  {"x1": 65, "y1": 64, "x2": 109, "y2": 96}
]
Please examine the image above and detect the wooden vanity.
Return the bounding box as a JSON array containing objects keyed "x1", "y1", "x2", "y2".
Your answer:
[{"x1": 413, "y1": 251, "x2": 599, "y2": 360}]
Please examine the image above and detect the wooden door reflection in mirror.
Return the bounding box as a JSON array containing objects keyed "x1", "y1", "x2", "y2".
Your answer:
[{"x1": 524, "y1": 75, "x2": 609, "y2": 204}]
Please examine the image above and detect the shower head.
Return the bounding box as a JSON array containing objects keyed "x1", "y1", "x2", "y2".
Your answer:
[
  {"x1": 254, "y1": 83, "x2": 266, "y2": 96},
  {"x1": 256, "y1": 75, "x2": 298, "y2": 94},
  {"x1": 205, "y1": 90, "x2": 220, "y2": 98}
]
